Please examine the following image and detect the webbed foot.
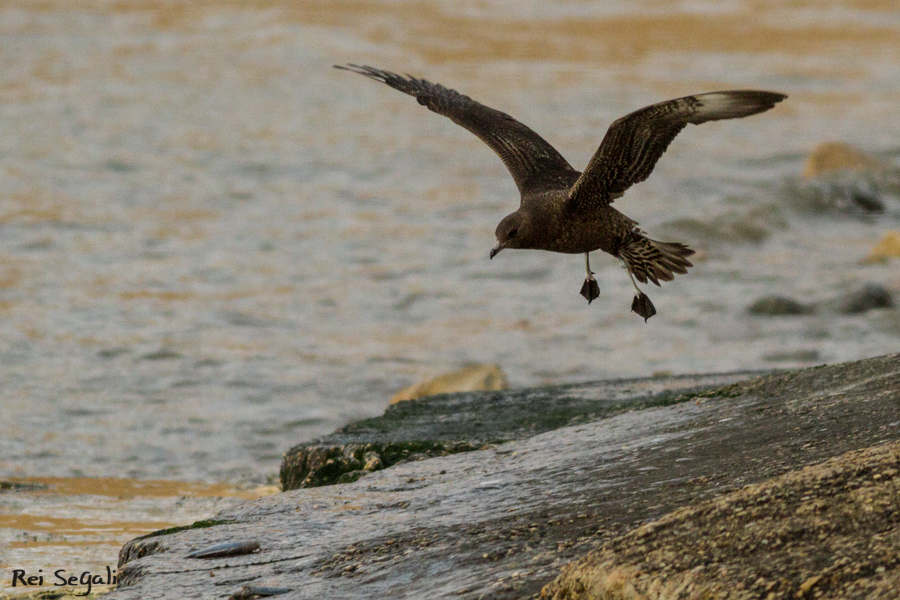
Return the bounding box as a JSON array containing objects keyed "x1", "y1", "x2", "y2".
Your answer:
[
  {"x1": 580, "y1": 277, "x2": 600, "y2": 304},
  {"x1": 631, "y1": 292, "x2": 656, "y2": 322}
]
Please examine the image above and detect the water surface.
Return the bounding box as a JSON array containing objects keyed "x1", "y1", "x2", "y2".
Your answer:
[{"x1": 1, "y1": 0, "x2": 899, "y2": 486}]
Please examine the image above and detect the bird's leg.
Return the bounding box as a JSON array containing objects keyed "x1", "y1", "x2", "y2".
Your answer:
[
  {"x1": 580, "y1": 253, "x2": 600, "y2": 304},
  {"x1": 623, "y1": 262, "x2": 656, "y2": 322}
]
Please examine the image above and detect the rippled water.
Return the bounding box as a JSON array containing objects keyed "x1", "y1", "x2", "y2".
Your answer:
[{"x1": 1, "y1": 0, "x2": 899, "y2": 485}]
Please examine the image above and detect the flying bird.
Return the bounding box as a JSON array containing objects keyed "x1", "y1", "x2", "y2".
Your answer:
[{"x1": 336, "y1": 64, "x2": 786, "y2": 321}]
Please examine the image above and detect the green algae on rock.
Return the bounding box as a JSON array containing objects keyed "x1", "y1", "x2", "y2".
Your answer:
[{"x1": 280, "y1": 372, "x2": 762, "y2": 490}]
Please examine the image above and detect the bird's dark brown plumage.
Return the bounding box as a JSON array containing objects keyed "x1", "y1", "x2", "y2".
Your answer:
[
  {"x1": 334, "y1": 64, "x2": 579, "y2": 195},
  {"x1": 336, "y1": 64, "x2": 786, "y2": 320}
]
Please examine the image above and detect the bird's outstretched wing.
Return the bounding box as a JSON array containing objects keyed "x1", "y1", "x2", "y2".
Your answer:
[
  {"x1": 567, "y1": 91, "x2": 787, "y2": 211},
  {"x1": 335, "y1": 64, "x2": 580, "y2": 196}
]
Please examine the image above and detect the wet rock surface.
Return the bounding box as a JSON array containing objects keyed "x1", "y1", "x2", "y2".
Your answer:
[
  {"x1": 281, "y1": 372, "x2": 761, "y2": 490},
  {"x1": 542, "y1": 441, "x2": 900, "y2": 600},
  {"x1": 106, "y1": 354, "x2": 899, "y2": 600}
]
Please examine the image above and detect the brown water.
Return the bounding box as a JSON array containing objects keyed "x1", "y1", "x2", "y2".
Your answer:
[
  {"x1": 0, "y1": 476, "x2": 271, "y2": 594},
  {"x1": 1, "y1": 0, "x2": 899, "y2": 493}
]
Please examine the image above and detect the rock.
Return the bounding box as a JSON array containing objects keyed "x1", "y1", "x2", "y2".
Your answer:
[
  {"x1": 863, "y1": 230, "x2": 900, "y2": 264},
  {"x1": 844, "y1": 187, "x2": 885, "y2": 212},
  {"x1": 106, "y1": 353, "x2": 900, "y2": 600},
  {"x1": 785, "y1": 174, "x2": 893, "y2": 216},
  {"x1": 746, "y1": 295, "x2": 814, "y2": 316},
  {"x1": 390, "y1": 363, "x2": 508, "y2": 404},
  {"x1": 541, "y1": 441, "x2": 900, "y2": 600},
  {"x1": 837, "y1": 284, "x2": 894, "y2": 314},
  {"x1": 362, "y1": 450, "x2": 382, "y2": 471},
  {"x1": 787, "y1": 143, "x2": 900, "y2": 218},
  {"x1": 803, "y1": 142, "x2": 893, "y2": 178},
  {"x1": 281, "y1": 371, "x2": 759, "y2": 490},
  {"x1": 762, "y1": 349, "x2": 820, "y2": 363},
  {"x1": 661, "y1": 204, "x2": 787, "y2": 244}
]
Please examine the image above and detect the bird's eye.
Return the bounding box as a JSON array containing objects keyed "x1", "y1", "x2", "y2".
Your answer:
[{"x1": 508, "y1": 229, "x2": 518, "y2": 238}]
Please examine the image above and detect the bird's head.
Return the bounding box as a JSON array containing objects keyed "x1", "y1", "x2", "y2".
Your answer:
[{"x1": 490, "y1": 211, "x2": 532, "y2": 259}]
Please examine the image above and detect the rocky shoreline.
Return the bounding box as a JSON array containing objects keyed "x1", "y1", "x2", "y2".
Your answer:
[
  {"x1": 280, "y1": 370, "x2": 763, "y2": 490},
  {"x1": 103, "y1": 353, "x2": 898, "y2": 599},
  {"x1": 543, "y1": 441, "x2": 900, "y2": 599}
]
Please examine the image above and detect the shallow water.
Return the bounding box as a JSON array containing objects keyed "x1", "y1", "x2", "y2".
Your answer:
[
  {"x1": 1, "y1": 0, "x2": 899, "y2": 489},
  {"x1": 0, "y1": 476, "x2": 269, "y2": 593}
]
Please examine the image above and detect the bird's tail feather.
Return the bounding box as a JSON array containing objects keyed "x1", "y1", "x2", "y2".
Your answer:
[{"x1": 619, "y1": 235, "x2": 694, "y2": 286}]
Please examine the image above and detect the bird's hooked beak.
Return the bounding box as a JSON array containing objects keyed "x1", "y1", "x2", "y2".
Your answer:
[{"x1": 490, "y1": 242, "x2": 505, "y2": 260}]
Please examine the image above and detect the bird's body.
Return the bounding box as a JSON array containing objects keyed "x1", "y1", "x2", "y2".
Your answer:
[
  {"x1": 493, "y1": 190, "x2": 633, "y2": 257},
  {"x1": 336, "y1": 64, "x2": 786, "y2": 320},
  {"x1": 498, "y1": 191, "x2": 629, "y2": 255}
]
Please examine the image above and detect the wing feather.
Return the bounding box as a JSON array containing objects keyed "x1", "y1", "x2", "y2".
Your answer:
[
  {"x1": 335, "y1": 65, "x2": 580, "y2": 195},
  {"x1": 567, "y1": 91, "x2": 787, "y2": 211}
]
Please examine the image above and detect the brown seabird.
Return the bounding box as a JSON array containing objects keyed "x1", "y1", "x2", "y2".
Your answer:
[{"x1": 336, "y1": 64, "x2": 786, "y2": 321}]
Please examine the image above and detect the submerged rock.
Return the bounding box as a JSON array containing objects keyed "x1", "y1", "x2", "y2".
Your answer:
[
  {"x1": 845, "y1": 187, "x2": 886, "y2": 212},
  {"x1": 661, "y1": 204, "x2": 786, "y2": 244},
  {"x1": 747, "y1": 295, "x2": 815, "y2": 316},
  {"x1": 787, "y1": 174, "x2": 892, "y2": 215},
  {"x1": 748, "y1": 287, "x2": 894, "y2": 319},
  {"x1": 391, "y1": 363, "x2": 508, "y2": 404},
  {"x1": 762, "y1": 349, "x2": 821, "y2": 363},
  {"x1": 785, "y1": 144, "x2": 900, "y2": 217},
  {"x1": 837, "y1": 284, "x2": 894, "y2": 314}
]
